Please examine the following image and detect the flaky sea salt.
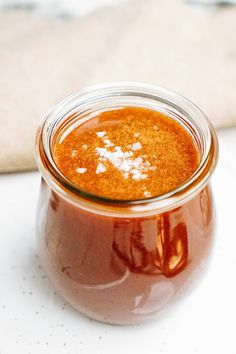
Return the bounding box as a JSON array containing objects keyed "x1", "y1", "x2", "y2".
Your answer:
[
  {"x1": 96, "y1": 162, "x2": 107, "y2": 174},
  {"x1": 120, "y1": 160, "x2": 131, "y2": 172},
  {"x1": 134, "y1": 132, "x2": 140, "y2": 138},
  {"x1": 129, "y1": 142, "x2": 142, "y2": 151},
  {"x1": 133, "y1": 156, "x2": 143, "y2": 166},
  {"x1": 96, "y1": 131, "x2": 106, "y2": 138},
  {"x1": 71, "y1": 150, "x2": 78, "y2": 157},
  {"x1": 96, "y1": 147, "x2": 110, "y2": 158},
  {"x1": 82, "y1": 144, "x2": 88, "y2": 149},
  {"x1": 144, "y1": 191, "x2": 151, "y2": 197},
  {"x1": 124, "y1": 151, "x2": 133, "y2": 158},
  {"x1": 130, "y1": 168, "x2": 139, "y2": 175},
  {"x1": 104, "y1": 139, "x2": 114, "y2": 147},
  {"x1": 140, "y1": 174, "x2": 148, "y2": 179},
  {"x1": 132, "y1": 172, "x2": 142, "y2": 180},
  {"x1": 95, "y1": 138, "x2": 157, "y2": 181},
  {"x1": 76, "y1": 167, "x2": 87, "y2": 174}
]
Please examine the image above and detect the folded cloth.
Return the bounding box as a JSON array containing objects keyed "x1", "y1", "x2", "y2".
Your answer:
[
  {"x1": 0, "y1": 0, "x2": 236, "y2": 173},
  {"x1": 187, "y1": 0, "x2": 236, "y2": 4}
]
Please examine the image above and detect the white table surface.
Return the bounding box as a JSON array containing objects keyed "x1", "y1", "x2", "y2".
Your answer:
[{"x1": 0, "y1": 126, "x2": 235, "y2": 354}]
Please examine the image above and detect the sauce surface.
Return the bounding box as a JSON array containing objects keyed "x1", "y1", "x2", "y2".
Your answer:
[{"x1": 54, "y1": 107, "x2": 199, "y2": 200}]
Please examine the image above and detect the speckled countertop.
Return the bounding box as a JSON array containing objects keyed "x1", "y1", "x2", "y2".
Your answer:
[{"x1": 0, "y1": 126, "x2": 235, "y2": 354}]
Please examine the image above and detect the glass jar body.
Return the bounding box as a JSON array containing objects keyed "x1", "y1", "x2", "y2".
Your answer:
[{"x1": 36, "y1": 178, "x2": 215, "y2": 325}]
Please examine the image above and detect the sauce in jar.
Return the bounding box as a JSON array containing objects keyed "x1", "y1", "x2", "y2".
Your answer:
[
  {"x1": 54, "y1": 107, "x2": 199, "y2": 200},
  {"x1": 36, "y1": 83, "x2": 218, "y2": 325}
]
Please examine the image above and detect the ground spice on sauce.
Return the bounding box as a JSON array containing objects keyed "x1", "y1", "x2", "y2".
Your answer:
[{"x1": 54, "y1": 107, "x2": 199, "y2": 200}]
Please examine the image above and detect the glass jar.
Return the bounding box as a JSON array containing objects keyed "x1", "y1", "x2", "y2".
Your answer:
[{"x1": 35, "y1": 82, "x2": 218, "y2": 325}]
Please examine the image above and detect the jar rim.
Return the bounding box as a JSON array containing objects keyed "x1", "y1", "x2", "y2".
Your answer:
[{"x1": 35, "y1": 82, "x2": 218, "y2": 216}]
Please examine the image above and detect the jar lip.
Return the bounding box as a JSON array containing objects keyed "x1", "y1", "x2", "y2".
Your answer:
[{"x1": 35, "y1": 82, "x2": 218, "y2": 215}]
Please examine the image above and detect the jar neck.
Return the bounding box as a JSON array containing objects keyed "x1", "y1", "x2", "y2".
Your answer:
[{"x1": 35, "y1": 82, "x2": 218, "y2": 217}]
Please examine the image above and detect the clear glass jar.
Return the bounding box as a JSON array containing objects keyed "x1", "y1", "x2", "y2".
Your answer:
[{"x1": 35, "y1": 82, "x2": 218, "y2": 325}]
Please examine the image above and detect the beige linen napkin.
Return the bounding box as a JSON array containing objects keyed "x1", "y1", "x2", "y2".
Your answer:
[{"x1": 0, "y1": 0, "x2": 236, "y2": 173}]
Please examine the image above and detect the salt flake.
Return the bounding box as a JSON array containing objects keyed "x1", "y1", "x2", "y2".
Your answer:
[
  {"x1": 76, "y1": 168, "x2": 87, "y2": 174},
  {"x1": 96, "y1": 131, "x2": 106, "y2": 138},
  {"x1": 132, "y1": 173, "x2": 142, "y2": 181},
  {"x1": 133, "y1": 156, "x2": 143, "y2": 166},
  {"x1": 130, "y1": 142, "x2": 142, "y2": 151},
  {"x1": 140, "y1": 174, "x2": 148, "y2": 179},
  {"x1": 71, "y1": 150, "x2": 78, "y2": 157},
  {"x1": 119, "y1": 160, "x2": 131, "y2": 172},
  {"x1": 104, "y1": 139, "x2": 114, "y2": 147},
  {"x1": 144, "y1": 191, "x2": 151, "y2": 197},
  {"x1": 96, "y1": 162, "x2": 107, "y2": 174},
  {"x1": 96, "y1": 147, "x2": 109, "y2": 157}
]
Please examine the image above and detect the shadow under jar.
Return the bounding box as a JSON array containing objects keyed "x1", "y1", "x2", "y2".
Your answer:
[{"x1": 35, "y1": 83, "x2": 218, "y2": 325}]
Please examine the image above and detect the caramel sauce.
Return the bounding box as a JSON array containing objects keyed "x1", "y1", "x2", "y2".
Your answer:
[
  {"x1": 38, "y1": 184, "x2": 214, "y2": 324},
  {"x1": 54, "y1": 107, "x2": 199, "y2": 200},
  {"x1": 37, "y1": 107, "x2": 215, "y2": 324}
]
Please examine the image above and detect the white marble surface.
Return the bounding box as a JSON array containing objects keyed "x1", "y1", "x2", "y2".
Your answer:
[{"x1": 0, "y1": 127, "x2": 235, "y2": 354}]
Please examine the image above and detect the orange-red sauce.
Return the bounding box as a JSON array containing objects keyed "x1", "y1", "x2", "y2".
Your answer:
[
  {"x1": 37, "y1": 107, "x2": 214, "y2": 324},
  {"x1": 54, "y1": 107, "x2": 199, "y2": 200}
]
